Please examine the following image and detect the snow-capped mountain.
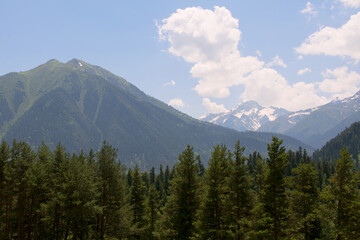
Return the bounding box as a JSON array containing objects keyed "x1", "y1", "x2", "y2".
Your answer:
[
  {"x1": 200, "y1": 100, "x2": 289, "y2": 131},
  {"x1": 201, "y1": 91, "x2": 360, "y2": 148}
]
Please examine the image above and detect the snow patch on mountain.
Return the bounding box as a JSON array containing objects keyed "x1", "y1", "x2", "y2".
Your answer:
[
  {"x1": 289, "y1": 111, "x2": 311, "y2": 118},
  {"x1": 259, "y1": 108, "x2": 277, "y2": 121},
  {"x1": 200, "y1": 101, "x2": 289, "y2": 131}
]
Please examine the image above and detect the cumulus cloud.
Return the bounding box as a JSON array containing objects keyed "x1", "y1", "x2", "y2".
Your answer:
[
  {"x1": 300, "y1": 2, "x2": 318, "y2": 21},
  {"x1": 158, "y1": 6, "x2": 263, "y2": 98},
  {"x1": 295, "y1": 11, "x2": 360, "y2": 61},
  {"x1": 164, "y1": 80, "x2": 176, "y2": 86},
  {"x1": 297, "y1": 67, "x2": 312, "y2": 75},
  {"x1": 267, "y1": 55, "x2": 287, "y2": 68},
  {"x1": 318, "y1": 66, "x2": 360, "y2": 99},
  {"x1": 202, "y1": 98, "x2": 228, "y2": 113},
  {"x1": 168, "y1": 98, "x2": 185, "y2": 107},
  {"x1": 340, "y1": 0, "x2": 360, "y2": 8},
  {"x1": 158, "y1": 6, "x2": 331, "y2": 111},
  {"x1": 242, "y1": 68, "x2": 327, "y2": 111}
]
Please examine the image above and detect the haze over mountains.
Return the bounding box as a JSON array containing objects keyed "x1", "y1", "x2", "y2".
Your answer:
[
  {"x1": 201, "y1": 92, "x2": 360, "y2": 148},
  {"x1": 0, "y1": 59, "x2": 311, "y2": 168}
]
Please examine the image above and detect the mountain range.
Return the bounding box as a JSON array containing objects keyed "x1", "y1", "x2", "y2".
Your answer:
[
  {"x1": 0, "y1": 59, "x2": 311, "y2": 168},
  {"x1": 201, "y1": 92, "x2": 360, "y2": 148}
]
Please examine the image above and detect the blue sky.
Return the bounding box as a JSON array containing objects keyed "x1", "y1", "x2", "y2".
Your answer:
[{"x1": 1, "y1": 0, "x2": 360, "y2": 118}]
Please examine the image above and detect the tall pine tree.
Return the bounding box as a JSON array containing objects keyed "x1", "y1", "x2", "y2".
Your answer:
[{"x1": 263, "y1": 137, "x2": 288, "y2": 240}]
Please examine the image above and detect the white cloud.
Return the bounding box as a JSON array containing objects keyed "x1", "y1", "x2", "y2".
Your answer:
[
  {"x1": 295, "y1": 11, "x2": 360, "y2": 61},
  {"x1": 202, "y1": 98, "x2": 228, "y2": 113},
  {"x1": 158, "y1": 6, "x2": 263, "y2": 98},
  {"x1": 300, "y1": 2, "x2": 318, "y2": 21},
  {"x1": 340, "y1": 0, "x2": 360, "y2": 8},
  {"x1": 158, "y1": 6, "x2": 330, "y2": 111},
  {"x1": 267, "y1": 55, "x2": 287, "y2": 68},
  {"x1": 168, "y1": 98, "x2": 185, "y2": 107},
  {"x1": 158, "y1": 6, "x2": 241, "y2": 63},
  {"x1": 164, "y1": 80, "x2": 176, "y2": 86},
  {"x1": 242, "y1": 68, "x2": 328, "y2": 111},
  {"x1": 297, "y1": 67, "x2": 312, "y2": 75},
  {"x1": 318, "y1": 66, "x2": 360, "y2": 99}
]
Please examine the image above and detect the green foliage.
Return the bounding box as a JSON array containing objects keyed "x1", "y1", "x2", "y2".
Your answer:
[
  {"x1": 289, "y1": 163, "x2": 321, "y2": 240},
  {"x1": 314, "y1": 121, "x2": 360, "y2": 171},
  {"x1": 225, "y1": 140, "x2": 252, "y2": 239},
  {"x1": 199, "y1": 144, "x2": 231, "y2": 239},
  {"x1": 0, "y1": 139, "x2": 359, "y2": 239},
  {"x1": 263, "y1": 137, "x2": 288, "y2": 240},
  {"x1": 321, "y1": 148, "x2": 360, "y2": 239},
  {"x1": 130, "y1": 165, "x2": 146, "y2": 238},
  {"x1": 159, "y1": 145, "x2": 200, "y2": 239}
]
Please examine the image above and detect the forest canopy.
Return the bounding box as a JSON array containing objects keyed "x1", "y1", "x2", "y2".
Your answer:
[{"x1": 0, "y1": 138, "x2": 359, "y2": 240}]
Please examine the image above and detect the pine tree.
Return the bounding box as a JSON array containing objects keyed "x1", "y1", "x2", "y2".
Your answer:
[
  {"x1": 10, "y1": 141, "x2": 36, "y2": 240},
  {"x1": 0, "y1": 141, "x2": 10, "y2": 238},
  {"x1": 290, "y1": 163, "x2": 320, "y2": 240},
  {"x1": 96, "y1": 141, "x2": 129, "y2": 239},
  {"x1": 130, "y1": 165, "x2": 146, "y2": 239},
  {"x1": 323, "y1": 148, "x2": 360, "y2": 239},
  {"x1": 226, "y1": 140, "x2": 252, "y2": 239},
  {"x1": 160, "y1": 145, "x2": 200, "y2": 239},
  {"x1": 150, "y1": 167, "x2": 155, "y2": 185},
  {"x1": 248, "y1": 154, "x2": 271, "y2": 240},
  {"x1": 263, "y1": 137, "x2": 288, "y2": 240},
  {"x1": 200, "y1": 144, "x2": 230, "y2": 239},
  {"x1": 146, "y1": 185, "x2": 160, "y2": 239},
  {"x1": 63, "y1": 154, "x2": 99, "y2": 240}
]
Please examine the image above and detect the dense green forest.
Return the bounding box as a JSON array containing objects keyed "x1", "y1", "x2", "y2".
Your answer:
[
  {"x1": 314, "y1": 121, "x2": 360, "y2": 170},
  {"x1": 0, "y1": 138, "x2": 359, "y2": 240}
]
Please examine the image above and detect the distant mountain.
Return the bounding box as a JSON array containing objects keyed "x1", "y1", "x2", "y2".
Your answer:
[
  {"x1": 313, "y1": 121, "x2": 360, "y2": 168},
  {"x1": 201, "y1": 92, "x2": 360, "y2": 148},
  {"x1": 0, "y1": 59, "x2": 311, "y2": 168},
  {"x1": 278, "y1": 93, "x2": 360, "y2": 148},
  {"x1": 200, "y1": 101, "x2": 289, "y2": 131}
]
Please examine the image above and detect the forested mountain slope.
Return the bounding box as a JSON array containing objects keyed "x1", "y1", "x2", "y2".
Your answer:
[
  {"x1": 0, "y1": 59, "x2": 311, "y2": 167},
  {"x1": 313, "y1": 121, "x2": 360, "y2": 168}
]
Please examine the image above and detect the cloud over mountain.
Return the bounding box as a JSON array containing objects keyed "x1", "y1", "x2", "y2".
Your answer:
[{"x1": 158, "y1": 6, "x2": 329, "y2": 112}]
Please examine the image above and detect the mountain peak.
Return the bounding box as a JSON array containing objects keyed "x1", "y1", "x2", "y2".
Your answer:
[
  {"x1": 46, "y1": 59, "x2": 60, "y2": 64},
  {"x1": 66, "y1": 58, "x2": 88, "y2": 68},
  {"x1": 201, "y1": 100, "x2": 289, "y2": 131}
]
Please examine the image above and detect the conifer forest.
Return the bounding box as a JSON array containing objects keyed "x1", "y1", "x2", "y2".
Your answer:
[{"x1": 0, "y1": 137, "x2": 359, "y2": 240}]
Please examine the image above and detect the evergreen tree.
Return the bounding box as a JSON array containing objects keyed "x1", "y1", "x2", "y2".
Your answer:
[
  {"x1": 146, "y1": 185, "x2": 160, "y2": 239},
  {"x1": 290, "y1": 163, "x2": 320, "y2": 240},
  {"x1": 130, "y1": 165, "x2": 146, "y2": 239},
  {"x1": 226, "y1": 140, "x2": 252, "y2": 239},
  {"x1": 164, "y1": 165, "x2": 170, "y2": 196},
  {"x1": 10, "y1": 141, "x2": 36, "y2": 240},
  {"x1": 62, "y1": 154, "x2": 99, "y2": 240},
  {"x1": 150, "y1": 167, "x2": 155, "y2": 185},
  {"x1": 160, "y1": 145, "x2": 200, "y2": 239},
  {"x1": 0, "y1": 141, "x2": 10, "y2": 238},
  {"x1": 196, "y1": 155, "x2": 205, "y2": 176},
  {"x1": 200, "y1": 144, "x2": 230, "y2": 239},
  {"x1": 127, "y1": 168, "x2": 133, "y2": 188},
  {"x1": 263, "y1": 137, "x2": 288, "y2": 240},
  {"x1": 248, "y1": 154, "x2": 271, "y2": 240},
  {"x1": 323, "y1": 148, "x2": 360, "y2": 239},
  {"x1": 96, "y1": 141, "x2": 129, "y2": 239}
]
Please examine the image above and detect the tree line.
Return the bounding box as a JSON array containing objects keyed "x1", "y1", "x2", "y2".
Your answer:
[{"x1": 0, "y1": 137, "x2": 359, "y2": 239}]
